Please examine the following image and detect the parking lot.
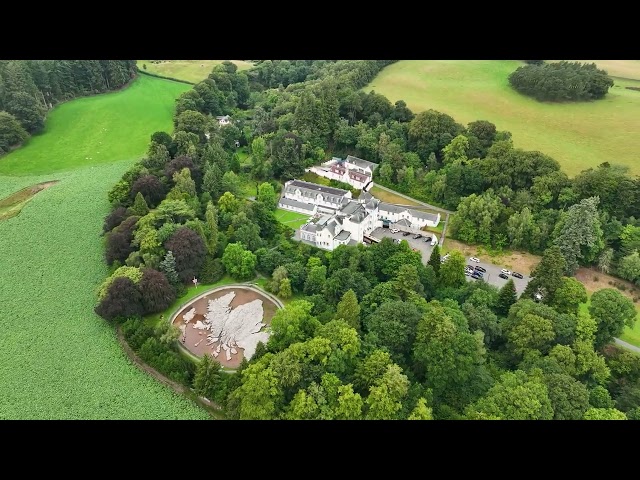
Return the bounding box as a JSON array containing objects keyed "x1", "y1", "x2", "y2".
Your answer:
[{"x1": 370, "y1": 227, "x2": 530, "y2": 295}]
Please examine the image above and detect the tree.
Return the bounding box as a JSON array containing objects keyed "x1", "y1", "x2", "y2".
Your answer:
[
  {"x1": 304, "y1": 265, "x2": 327, "y2": 296},
  {"x1": 466, "y1": 370, "x2": 553, "y2": 420},
  {"x1": 583, "y1": 408, "x2": 627, "y2": 420},
  {"x1": 544, "y1": 373, "x2": 590, "y2": 420},
  {"x1": 495, "y1": 279, "x2": 517, "y2": 316},
  {"x1": 129, "y1": 174, "x2": 165, "y2": 208},
  {"x1": 250, "y1": 136, "x2": 268, "y2": 180},
  {"x1": 203, "y1": 162, "x2": 223, "y2": 201},
  {"x1": 256, "y1": 182, "x2": 277, "y2": 210},
  {"x1": 365, "y1": 364, "x2": 410, "y2": 420},
  {"x1": 427, "y1": 244, "x2": 441, "y2": 275},
  {"x1": 268, "y1": 300, "x2": 320, "y2": 351},
  {"x1": 6, "y1": 91, "x2": 44, "y2": 133},
  {"x1": 408, "y1": 109, "x2": 463, "y2": 160},
  {"x1": 129, "y1": 191, "x2": 149, "y2": 216},
  {"x1": 95, "y1": 277, "x2": 144, "y2": 322},
  {"x1": 393, "y1": 264, "x2": 424, "y2": 300},
  {"x1": 449, "y1": 191, "x2": 504, "y2": 244},
  {"x1": 102, "y1": 207, "x2": 130, "y2": 234},
  {"x1": 617, "y1": 251, "x2": 640, "y2": 283},
  {"x1": 589, "y1": 385, "x2": 615, "y2": 409},
  {"x1": 353, "y1": 350, "x2": 393, "y2": 394},
  {"x1": 159, "y1": 250, "x2": 180, "y2": 285},
  {"x1": 439, "y1": 250, "x2": 466, "y2": 288},
  {"x1": 221, "y1": 170, "x2": 241, "y2": 196},
  {"x1": 0, "y1": 111, "x2": 28, "y2": 152},
  {"x1": 200, "y1": 255, "x2": 225, "y2": 284},
  {"x1": 204, "y1": 201, "x2": 219, "y2": 256},
  {"x1": 268, "y1": 266, "x2": 289, "y2": 295},
  {"x1": 548, "y1": 277, "x2": 586, "y2": 315},
  {"x1": 408, "y1": 398, "x2": 433, "y2": 420},
  {"x1": 554, "y1": 197, "x2": 605, "y2": 275},
  {"x1": 138, "y1": 268, "x2": 175, "y2": 314},
  {"x1": 335, "y1": 289, "x2": 361, "y2": 332},
  {"x1": 507, "y1": 207, "x2": 541, "y2": 252},
  {"x1": 221, "y1": 242, "x2": 257, "y2": 280},
  {"x1": 279, "y1": 278, "x2": 292, "y2": 299},
  {"x1": 142, "y1": 142, "x2": 170, "y2": 171},
  {"x1": 165, "y1": 227, "x2": 207, "y2": 283},
  {"x1": 194, "y1": 353, "x2": 226, "y2": 403},
  {"x1": 589, "y1": 288, "x2": 637, "y2": 349},
  {"x1": 523, "y1": 245, "x2": 567, "y2": 304},
  {"x1": 597, "y1": 248, "x2": 614, "y2": 274}
]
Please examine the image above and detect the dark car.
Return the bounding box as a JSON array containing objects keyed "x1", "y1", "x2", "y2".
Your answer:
[
  {"x1": 498, "y1": 273, "x2": 509, "y2": 280},
  {"x1": 474, "y1": 266, "x2": 487, "y2": 273},
  {"x1": 413, "y1": 233, "x2": 422, "y2": 239},
  {"x1": 423, "y1": 236, "x2": 432, "y2": 242},
  {"x1": 512, "y1": 272, "x2": 524, "y2": 279},
  {"x1": 402, "y1": 231, "x2": 411, "y2": 236},
  {"x1": 470, "y1": 273, "x2": 483, "y2": 280}
]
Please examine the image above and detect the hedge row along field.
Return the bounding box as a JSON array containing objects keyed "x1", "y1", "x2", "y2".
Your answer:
[
  {"x1": 366, "y1": 60, "x2": 640, "y2": 176},
  {"x1": 0, "y1": 75, "x2": 208, "y2": 419}
]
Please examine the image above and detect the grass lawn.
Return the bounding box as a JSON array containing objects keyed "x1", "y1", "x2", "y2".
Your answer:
[
  {"x1": 275, "y1": 208, "x2": 310, "y2": 229},
  {"x1": 369, "y1": 185, "x2": 421, "y2": 206},
  {"x1": 0, "y1": 75, "x2": 190, "y2": 176},
  {"x1": 137, "y1": 60, "x2": 254, "y2": 84},
  {"x1": 367, "y1": 60, "x2": 640, "y2": 176},
  {"x1": 0, "y1": 76, "x2": 207, "y2": 419}
]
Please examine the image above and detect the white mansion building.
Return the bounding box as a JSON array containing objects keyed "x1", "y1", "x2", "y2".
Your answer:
[
  {"x1": 278, "y1": 179, "x2": 441, "y2": 251},
  {"x1": 306, "y1": 155, "x2": 379, "y2": 190}
]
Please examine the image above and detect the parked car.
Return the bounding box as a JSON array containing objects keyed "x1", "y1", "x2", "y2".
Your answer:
[
  {"x1": 474, "y1": 266, "x2": 487, "y2": 273},
  {"x1": 431, "y1": 234, "x2": 438, "y2": 246},
  {"x1": 402, "y1": 231, "x2": 411, "y2": 236},
  {"x1": 413, "y1": 233, "x2": 422, "y2": 239},
  {"x1": 498, "y1": 273, "x2": 509, "y2": 280},
  {"x1": 474, "y1": 270, "x2": 484, "y2": 277},
  {"x1": 423, "y1": 236, "x2": 432, "y2": 242},
  {"x1": 394, "y1": 238, "x2": 401, "y2": 244},
  {"x1": 512, "y1": 272, "x2": 524, "y2": 279},
  {"x1": 471, "y1": 273, "x2": 483, "y2": 280},
  {"x1": 469, "y1": 257, "x2": 480, "y2": 263},
  {"x1": 465, "y1": 270, "x2": 472, "y2": 276},
  {"x1": 501, "y1": 269, "x2": 512, "y2": 276},
  {"x1": 390, "y1": 228, "x2": 399, "y2": 234}
]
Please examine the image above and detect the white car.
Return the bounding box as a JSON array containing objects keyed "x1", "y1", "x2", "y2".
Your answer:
[
  {"x1": 501, "y1": 269, "x2": 512, "y2": 275},
  {"x1": 390, "y1": 228, "x2": 399, "y2": 234},
  {"x1": 469, "y1": 257, "x2": 480, "y2": 263},
  {"x1": 430, "y1": 234, "x2": 438, "y2": 246}
]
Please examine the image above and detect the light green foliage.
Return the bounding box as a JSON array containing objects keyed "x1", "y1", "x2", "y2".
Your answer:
[
  {"x1": 221, "y1": 242, "x2": 256, "y2": 280},
  {"x1": 130, "y1": 191, "x2": 149, "y2": 216},
  {"x1": 544, "y1": 373, "x2": 590, "y2": 420},
  {"x1": 408, "y1": 398, "x2": 434, "y2": 420},
  {"x1": 449, "y1": 191, "x2": 504, "y2": 245},
  {"x1": 257, "y1": 182, "x2": 277, "y2": 210},
  {"x1": 439, "y1": 250, "x2": 466, "y2": 288},
  {"x1": 304, "y1": 264, "x2": 327, "y2": 295},
  {"x1": 573, "y1": 340, "x2": 610, "y2": 385},
  {"x1": 268, "y1": 266, "x2": 288, "y2": 295},
  {"x1": 552, "y1": 277, "x2": 587, "y2": 314},
  {"x1": 466, "y1": 370, "x2": 553, "y2": 420},
  {"x1": 589, "y1": 288, "x2": 637, "y2": 349},
  {"x1": 507, "y1": 207, "x2": 541, "y2": 251},
  {"x1": 278, "y1": 278, "x2": 292, "y2": 299},
  {"x1": 98, "y1": 266, "x2": 143, "y2": 299},
  {"x1": 365, "y1": 364, "x2": 410, "y2": 420},
  {"x1": 589, "y1": 385, "x2": 615, "y2": 409},
  {"x1": 335, "y1": 289, "x2": 361, "y2": 331},
  {"x1": 619, "y1": 224, "x2": 640, "y2": 257},
  {"x1": 268, "y1": 300, "x2": 321, "y2": 351},
  {"x1": 171, "y1": 168, "x2": 196, "y2": 198},
  {"x1": 221, "y1": 170, "x2": 241, "y2": 196},
  {"x1": 583, "y1": 408, "x2": 627, "y2": 420},
  {"x1": 617, "y1": 251, "x2": 640, "y2": 283},
  {"x1": 353, "y1": 350, "x2": 393, "y2": 394}
]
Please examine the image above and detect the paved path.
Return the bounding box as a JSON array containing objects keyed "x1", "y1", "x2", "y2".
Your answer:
[
  {"x1": 614, "y1": 337, "x2": 640, "y2": 354},
  {"x1": 373, "y1": 184, "x2": 454, "y2": 214},
  {"x1": 440, "y1": 212, "x2": 450, "y2": 247}
]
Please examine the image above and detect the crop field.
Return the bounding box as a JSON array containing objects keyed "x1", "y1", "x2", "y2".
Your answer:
[
  {"x1": 0, "y1": 74, "x2": 190, "y2": 176},
  {"x1": 275, "y1": 208, "x2": 310, "y2": 229},
  {"x1": 137, "y1": 60, "x2": 254, "y2": 83},
  {"x1": 367, "y1": 60, "x2": 640, "y2": 176},
  {"x1": 0, "y1": 75, "x2": 208, "y2": 419}
]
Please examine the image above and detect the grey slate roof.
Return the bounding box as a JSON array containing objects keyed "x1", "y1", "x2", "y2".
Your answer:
[
  {"x1": 365, "y1": 199, "x2": 380, "y2": 210},
  {"x1": 346, "y1": 155, "x2": 379, "y2": 170},
  {"x1": 335, "y1": 230, "x2": 351, "y2": 241},
  {"x1": 358, "y1": 191, "x2": 373, "y2": 202},
  {"x1": 300, "y1": 223, "x2": 318, "y2": 233},
  {"x1": 347, "y1": 239, "x2": 359, "y2": 246},
  {"x1": 278, "y1": 197, "x2": 316, "y2": 212},
  {"x1": 411, "y1": 210, "x2": 440, "y2": 223},
  {"x1": 396, "y1": 218, "x2": 412, "y2": 227},
  {"x1": 340, "y1": 200, "x2": 363, "y2": 216},
  {"x1": 379, "y1": 202, "x2": 407, "y2": 214},
  {"x1": 287, "y1": 179, "x2": 348, "y2": 197},
  {"x1": 323, "y1": 219, "x2": 342, "y2": 237}
]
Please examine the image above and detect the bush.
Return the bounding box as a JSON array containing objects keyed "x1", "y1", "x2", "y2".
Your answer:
[
  {"x1": 593, "y1": 275, "x2": 599, "y2": 282},
  {"x1": 200, "y1": 256, "x2": 225, "y2": 284}
]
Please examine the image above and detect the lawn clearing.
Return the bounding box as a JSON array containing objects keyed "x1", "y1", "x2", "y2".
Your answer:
[
  {"x1": 275, "y1": 208, "x2": 310, "y2": 229},
  {"x1": 369, "y1": 185, "x2": 421, "y2": 206},
  {"x1": 137, "y1": 60, "x2": 254, "y2": 83},
  {"x1": 367, "y1": 60, "x2": 640, "y2": 176},
  {"x1": 0, "y1": 74, "x2": 190, "y2": 176}
]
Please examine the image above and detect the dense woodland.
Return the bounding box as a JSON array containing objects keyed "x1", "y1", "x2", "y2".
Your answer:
[
  {"x1": 96, "y1": 60, "x2": 640, "y2": 419},
  {"x1": 509, "y1": 61, "x2": 614, "y2": 102},
  {"x1": 0, "y1": 60, "x2": 136, "y2": 154}
]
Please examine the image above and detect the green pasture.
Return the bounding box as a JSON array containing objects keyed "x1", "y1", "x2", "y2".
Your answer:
[{"x1": 367, "y1": 60, "x2": 640, "y2": 176}]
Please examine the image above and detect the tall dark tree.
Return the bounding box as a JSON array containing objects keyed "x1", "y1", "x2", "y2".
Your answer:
[
  {"x1": 495, "y1": 279, "x2": 517, "y2": 316},
  {"x1": 0, "y1": 111, "x2": 28, "y2": 153},
  {"x1": 427, "y1": 244, "x2": 441, "y2": 275},
  {"x1": 95, "y1": 277, "x2": 143, "y2": 322},
  {"x1": 102, "y1": 206, "x2": 129, "y2": 234},
  {"x1": 523, "y1": 245, "x2": 567, "y2": 304},
  {"x1": 138, "y1": 268, "x2": 176, "y2": 314},
  {"x1": 164, "y1": 227, "x2": 207, "y2": 284},
  {"x1": 129, "y1": 174, "x2": 165, "y2": 208}
]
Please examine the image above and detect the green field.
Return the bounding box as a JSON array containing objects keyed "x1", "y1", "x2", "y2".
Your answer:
[
  {"x1": 137, "y1": 60, "x2": 254, "y2": 84},
  {"x1": 0, "y1": 75, "x2": 190, "y2": 176},
  {"x1": 0, "y1": 76, "x2": 208, "y2": 419},
  {"x1": 367, "y1": 60, "x2": 640, "y2": 176},
  {"x1": 275, "y1": 208, "x2": 310, "y2": 229}
]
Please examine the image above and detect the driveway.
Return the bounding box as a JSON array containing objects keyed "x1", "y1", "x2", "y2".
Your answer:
[{"x1": 371, "y1": 227, "x2": 530, "y2": 295}]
